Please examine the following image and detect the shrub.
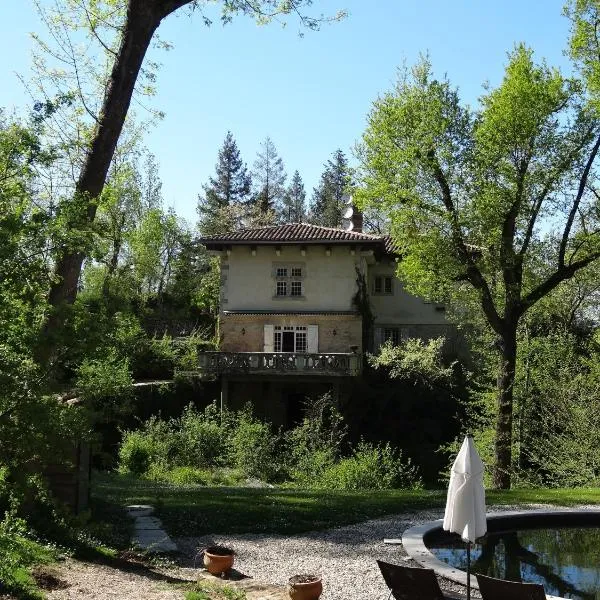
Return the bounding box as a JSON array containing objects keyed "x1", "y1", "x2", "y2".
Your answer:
[
  {"x1": 173, "y1": 404, "x2": 228, "y2": 468},
  {"x1": 230, "y1": 411, "x2": 281, "y2": 482},
  {"x1": 285, "y1": 393, "x2": 346, "y2": 485},
  {"x1": 318, "y1": 442, "x2": 422, "y2": 491},
  {"x1": 118, "y1": 416, "x2": 172, "y2": 475}
]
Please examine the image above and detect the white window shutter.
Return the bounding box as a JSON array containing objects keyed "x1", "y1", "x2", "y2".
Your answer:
[
  {"x1": 307, "y1": 325, "x2": 318, "y2": 353},
  {"x1": 264, "y1": 324, "x2": 274, "y2": 352}
]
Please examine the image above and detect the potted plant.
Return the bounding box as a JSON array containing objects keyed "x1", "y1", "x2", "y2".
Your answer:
[
  {"x1": 288, "y1": 574, "x2": 322, "y2": 600},
  {"x1": 202, "y1": 545, "x2": 235, "y2": 576}
]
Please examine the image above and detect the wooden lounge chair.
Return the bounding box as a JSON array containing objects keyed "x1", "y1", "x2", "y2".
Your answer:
[
  {"x1": 377, "y1": 560, "x2": 447, "y2": 600},
  {"x1": 476, "y1": 574, "x2": 547, "y2": 600}
]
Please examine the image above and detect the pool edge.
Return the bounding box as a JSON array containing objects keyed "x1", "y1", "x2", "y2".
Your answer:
[{"x1": 402, "y1": 508, "x2": 600, "y2": 600}]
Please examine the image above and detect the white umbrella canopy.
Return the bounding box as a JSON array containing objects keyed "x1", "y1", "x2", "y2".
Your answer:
[{"x1": 443, "y1": 435, "x2": 487, "y2": 543}]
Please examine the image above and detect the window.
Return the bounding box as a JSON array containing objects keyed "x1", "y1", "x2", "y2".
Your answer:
[
  {"x1": 374, "y1": 275, "x2": 393, "y2": 295},
  {"x1": 383, "y1": 327, "x2": 400, "y2": 345},
  {"x1": 273, "y1": 263, "x2": 305, "y2": 298},
  {"x1": 274, "y1": 326, "x2": 307, "y2": 353}
]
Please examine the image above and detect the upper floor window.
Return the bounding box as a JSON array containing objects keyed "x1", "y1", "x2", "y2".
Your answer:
[
  {"x1": 374, "y1": 275, "x2": 393, "y2": 295},
  {"x1": 273, "y1": 262, "x2": 305, "y2": 299}
]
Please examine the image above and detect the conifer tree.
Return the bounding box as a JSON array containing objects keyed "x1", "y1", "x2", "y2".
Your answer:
[
  {"x1": 252, "y1": 137, "x2": 286, "y2": 215},
  {"x1": 280, "y1": 170, "x2": 306, "y2": 223},
  {"x1": 310, "y1": 149, "x2": 351, "y2": 227},
  {"x1": 197, "y1": 132, "x2": 251, "y2": 235}
]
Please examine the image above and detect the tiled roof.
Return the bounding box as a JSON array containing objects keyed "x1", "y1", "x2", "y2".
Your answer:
[{"x1": 200, "y1": 223, "x2": 382, "y2": 244}]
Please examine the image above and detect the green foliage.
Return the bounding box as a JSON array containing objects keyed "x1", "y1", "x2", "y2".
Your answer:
[
  {"x1": 174, "y1": 404, "x2": 228, "y2": 468},
  {"x1": 318, "y1": 442, "x2": 422, "y2": 491},
  {"x1": 198, "y1": 132, "x2": 252, "y2": 236},
  {"x1": 370, "y1": 337, "x2": 456, "y2": 388},
  {"x1": 229, "y1": 410, "x2": 281, "y2": 481},
  {"x1": 117, "y1": 395, "x2": 423, "y2": 490},
  {"x1": 186, "y1": 581, "x2": 246, "y2": 600},
  {"x1": 286, "y1": 393, "x2": 346, "y2": 485},
  {"x1": 310, "y1": 149, "x2": 351, "y2": 227},
  {"x1": 0, "y1": 522, "x2": 57, "y2": 599}
]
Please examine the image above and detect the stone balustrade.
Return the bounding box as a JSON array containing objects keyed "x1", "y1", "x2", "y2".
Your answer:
[{"x1": 187, "y1": 351, "x2": 362, "y2": 377}]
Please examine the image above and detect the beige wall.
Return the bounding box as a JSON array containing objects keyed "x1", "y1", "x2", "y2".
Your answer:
[
  {"x1": 220, "y1": 313, "x2": 362, "y2": 353},
  {"x1": 368, "y1": 260, "x2": 448, "y2": 326},
  {"x1": 221, "y1": 245, "x2": 360, "y2": 312}
]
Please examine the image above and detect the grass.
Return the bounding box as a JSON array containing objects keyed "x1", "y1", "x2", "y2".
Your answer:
[
  {"x1": 93, "y1": 471, "x2": 600, "y2": 538},
  {"x1": 0, "y1": 529, "x2": 59, "y2": 599},
  {"x1": 185, "y1": 581, "x2": 246, "y2": 600}
]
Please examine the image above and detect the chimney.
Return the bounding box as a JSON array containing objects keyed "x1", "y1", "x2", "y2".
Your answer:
[{"x1": 342, "y1": 194, "x2": 363, "y2": 233}]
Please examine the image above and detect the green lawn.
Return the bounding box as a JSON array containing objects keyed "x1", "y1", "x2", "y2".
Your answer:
[{"x1": 93, "y1": 471, "x2": 600, "y2": 538}]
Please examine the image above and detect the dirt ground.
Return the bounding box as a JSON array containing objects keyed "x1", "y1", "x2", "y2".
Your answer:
[{"x1": 38, "y1": 557, "x2": 288, "y2": 600}]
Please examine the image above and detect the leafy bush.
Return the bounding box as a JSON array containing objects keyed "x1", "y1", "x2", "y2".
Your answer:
[
  {"x1": 173, "y1": 404, "x2": 228, "y2": 468},
  {"x1": 230, "y1": 411, "x2": 281, "y2": 482},
  {"x1": 286, "y1": 393, "x2": 346, "y2": 485},
  {"x1": 318, "y1": 442, "x2": 422, "y2": 491},
  {"x1": 118, "y1": 416, "x2": 172, "y2": 474}
]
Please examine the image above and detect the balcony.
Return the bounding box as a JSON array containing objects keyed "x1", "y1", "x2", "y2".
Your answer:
[{"x1": 182, "y1": 351, "x2": 362, "y2": 378}]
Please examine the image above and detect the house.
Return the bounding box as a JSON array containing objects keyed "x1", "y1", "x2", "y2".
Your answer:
[{"x1": 195, "y1": 218, "x2": 454, "y2": 425}]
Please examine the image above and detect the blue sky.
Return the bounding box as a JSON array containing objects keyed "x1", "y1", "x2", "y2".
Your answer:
[{"x1": 1, "y1": 1, "x2": 571, "y2": 224}]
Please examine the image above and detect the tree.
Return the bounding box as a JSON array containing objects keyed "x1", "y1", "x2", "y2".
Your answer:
[
  {"x1": 310, "y1": 149, "x2": 351, "y2": 227},
  {"x1": 252, "y1": 136, "x2": 286, "y2": 215},
  {"x1": 38, "y1": 0, "x2": 344, "y2": 362},
  {"x1": 198, "y1": 131, "x2": 251, "y2": 235},
  {"x1": 356, "y1": 48, "x2": 600, "y2": 488},
  {"x1": 280, "y1": 170, "x2": 306, "y2": 222}
]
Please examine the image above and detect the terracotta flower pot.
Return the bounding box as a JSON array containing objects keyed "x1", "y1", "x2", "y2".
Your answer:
[
  {"x1": 203, "y1": 545, "x2": 235, "y2": 576},
  {"x1": 288, "y1": 574, "x2": 323, "y2": 600}
]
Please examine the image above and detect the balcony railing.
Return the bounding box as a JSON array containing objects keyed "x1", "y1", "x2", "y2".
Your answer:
[{"x1": 184, "y1": 351, "x2": 362, "y2": 377}]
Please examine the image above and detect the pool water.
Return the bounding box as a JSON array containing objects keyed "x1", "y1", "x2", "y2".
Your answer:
[{"x1": 426, "y1": 527, "x2": 600, "y2": 600}]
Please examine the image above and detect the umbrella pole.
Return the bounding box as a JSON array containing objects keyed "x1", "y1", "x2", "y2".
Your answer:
[{"x1": 466, "y1": 542, "x2": 471, "y2": 600}]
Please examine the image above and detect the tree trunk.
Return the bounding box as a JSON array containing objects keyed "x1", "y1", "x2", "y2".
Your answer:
[
  {"x1": 39, "y1": 1, "x2": 161, "y2": 363},
  {"x1": 492, "y1": 325, "x2": 518, "y2": 489}
]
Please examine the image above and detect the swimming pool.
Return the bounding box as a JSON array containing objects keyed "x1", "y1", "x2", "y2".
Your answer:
[{"x1": 403, "y1": 510, "x2": 600, "y2": 600}]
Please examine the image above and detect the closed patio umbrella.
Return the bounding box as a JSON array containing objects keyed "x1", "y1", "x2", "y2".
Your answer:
[{"x1": 443, "y1": 435, "x2": 487, "y2": 600}]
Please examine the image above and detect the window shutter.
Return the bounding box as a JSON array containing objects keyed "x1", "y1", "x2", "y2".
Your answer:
[
  {"x1": 264, "y1": 324, "x2": 274, "y2": 352},
  {"x1": 373, "y1": 327, "x2": 383, "y2": 352},
  {"x1": 307, "y1": 325, "x2": 318, "y2": 353}
]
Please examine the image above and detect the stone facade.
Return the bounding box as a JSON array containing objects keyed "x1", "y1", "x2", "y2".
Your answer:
[{"x1": 220, "y1": 313, "x2": 363, "y2": 354}]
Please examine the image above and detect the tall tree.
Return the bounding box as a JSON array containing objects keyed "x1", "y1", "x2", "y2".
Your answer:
[
  {"x1": 252, "y1": 136, "x2": 286, "y2": 215},
  {"x1": 280, "y1": 170, "x2": 306, "y2": 222},
  {"x1": 357, "y1": 49, "x2": 600, "y2": 489},
  {"x1": 198, "y1": 131, "x2": 251, "y2": 235},
  {"x1": 310, "y1": 149, "x2": 351, "y2": 227},
  {"x1": 37, "y1": 0, "x2": 344, "y2": 364}
]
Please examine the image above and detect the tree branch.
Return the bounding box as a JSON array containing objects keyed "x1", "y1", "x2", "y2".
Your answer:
[
  {"x1": 559, "y1": 132, "x2": 600, "y2": 267},
  {"x1": 521, "y1": 252, "x2": 600, "y2": 313},
  {"x1": 427, "y1": 149, "x2": 503, "y2": 332}
]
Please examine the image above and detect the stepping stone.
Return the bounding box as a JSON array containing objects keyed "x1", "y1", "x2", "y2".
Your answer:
[
  {"x1": 133, "y1": 516, "x2": 163, "y2": 530},
  {"x1": 126, "y1": 504, "x2": 154, "y2": 518},
  {"x1": 132, "y1": 529, "x2": 178, "y2": 553}
]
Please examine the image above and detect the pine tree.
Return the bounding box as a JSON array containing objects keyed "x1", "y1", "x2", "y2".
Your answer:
[
  {"x1": 198, "y1": 132, "x2": 251, "y2": 235},
  {"x1": 252, "y1": 137, "x2": 286, "y2": 215},
  {"x1": 280, "y1": 170, "x2": 306, "y2": 223},
  {"x1": 310, "y1": 149, "x2": 351, "y2": 228}
]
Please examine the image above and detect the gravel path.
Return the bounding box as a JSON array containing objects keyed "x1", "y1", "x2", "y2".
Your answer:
[
  {"x1": 44, "y1": 559, "x2": 196, "y2": 600},
  {"x1": 177, "y1": 507, "x2": 457, "y2": 600},
  {"x1": 44, "y1": 503, "x2": 578, "y2": 600}
]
